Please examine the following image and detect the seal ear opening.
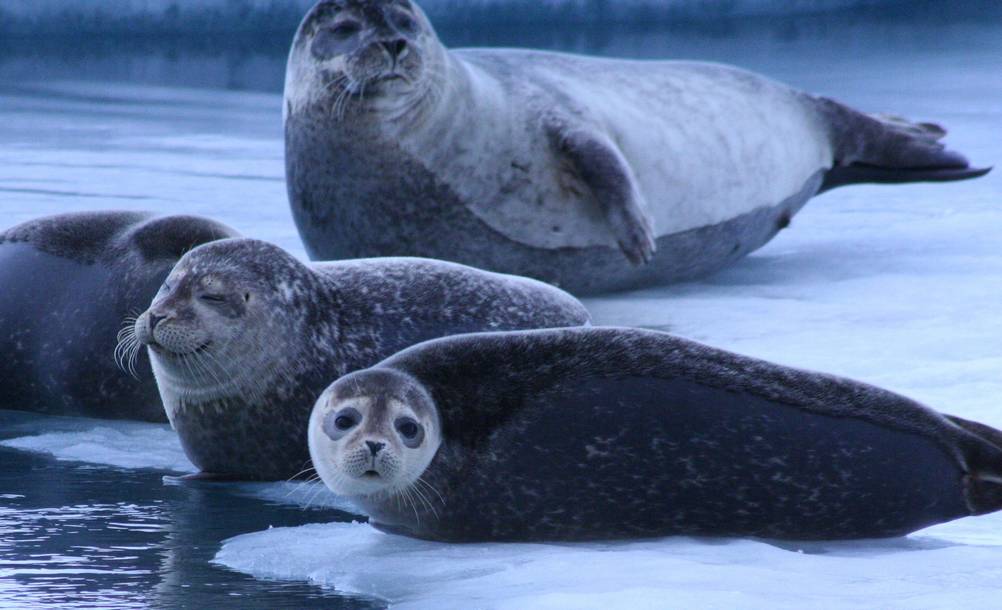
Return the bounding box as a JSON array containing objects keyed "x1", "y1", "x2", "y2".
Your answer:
[{"x1": 128, "y1": 216, "x2": 240, "y2": 263}]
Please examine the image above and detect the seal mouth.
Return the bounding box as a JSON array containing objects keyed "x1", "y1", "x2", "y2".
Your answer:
[
  {"x1": 362, "y1": 470, "x2": 382, "y2": 479},
  {"x1": 149, "y1": 341, "x2": 212, "y2": 359}
]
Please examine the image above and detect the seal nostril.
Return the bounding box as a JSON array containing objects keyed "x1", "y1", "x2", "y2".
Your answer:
[
  {"x1": 366, "y1": 440, "x2": 385, "y2": 456},
  {"x1": 149, "y1": 314, "x2": 167, "y2": 331},
  {"x1": 382, "y1": 39, "x2": 407, "y2": 60}
]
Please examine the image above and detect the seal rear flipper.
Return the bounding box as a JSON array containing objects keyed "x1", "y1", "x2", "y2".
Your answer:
[
  {"x1": 820, "y1": 164, "x2": 992, "y2": 193},
  {"x1": 815, "y1": 96, "x2": 992, "y2": 193},
  {"x1": 544, "y1": 117, "x2": 656, "y2": 265},
  {"x1": 947, "y1": 414, "x2": 1002, "y2": 516},
  {"x1": 127, "y1": 215, "x2": 240, "y2": 263}
]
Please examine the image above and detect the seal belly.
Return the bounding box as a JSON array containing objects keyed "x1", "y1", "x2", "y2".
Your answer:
[
  {"x1": 287, "y1": 109, "x2": 821, "y2": 295},
  {"x1": 410, "y1": 375, "x2": 968, "y2": 542},
  {"x1": 455, "y1": 56, "x2": 833, "y2": 250}
]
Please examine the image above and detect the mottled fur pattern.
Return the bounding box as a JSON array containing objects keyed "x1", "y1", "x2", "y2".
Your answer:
[
  {"x1": 0, "y1": 211, "x2": 238, "y2": 421},
  {"x1": 285, "y1": 0, "x2": 987, "y2": 295},
  {"x1": 320, "y1": 327, "x2": 1002, "y2": 542},
  {"x1": 142, "y1": 238, "x2": 590, "y2": 480}
]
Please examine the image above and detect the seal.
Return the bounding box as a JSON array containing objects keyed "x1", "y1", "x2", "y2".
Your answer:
[
  {"x1": 285, "y1": 0, "x2": 991, "y2": 295},
  {"x1": 133, "y1": 238, "x2": 590, "y2": 480},
  {"x1": 0, "y1": 211, "x2": 239, "y2": 421},
  {"x1": 309, "y1": 326, "x2": 1002, "y2": 542}
]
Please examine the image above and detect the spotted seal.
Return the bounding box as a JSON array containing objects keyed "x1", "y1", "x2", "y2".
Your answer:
[
  {"x1": 309, "y1": 326, "x2": 1002, "y2": 541},
  {"x1": 284, "y1": 0, "x2": 991, "y2": 295},
  {"x1": 133, "y1": 238, "x2": 590, "y2": 480},
  {"x1": 0, "y1": 211, "x2": 238, "y2": 421}
]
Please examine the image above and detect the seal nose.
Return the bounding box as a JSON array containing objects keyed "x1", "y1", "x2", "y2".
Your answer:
[
  {"x1": 366, "y1": 440, "x2": 385, "y2": 456},
  {"x1": 381, "y1": 39, "x2": 407, "y2": 61}
]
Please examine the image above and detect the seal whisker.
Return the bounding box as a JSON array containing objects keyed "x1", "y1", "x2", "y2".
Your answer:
[{"x1": 417, "y1": 476, "x2": 446, "y2": 506}]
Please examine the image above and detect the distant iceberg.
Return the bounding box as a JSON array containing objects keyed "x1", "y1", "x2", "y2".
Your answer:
[{"x1": 0, "y1": 0, "x2": 917, "y2": 35}]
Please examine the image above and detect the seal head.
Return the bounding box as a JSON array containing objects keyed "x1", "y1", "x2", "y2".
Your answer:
[
  {"x1": 135, "y1": 239, "x2": 327, "y2": 426},
  {"x1": 309, "y1": 368, "x2": 441, "y2": 498},
  {"x1": 286, "y1": 0, "x2": 444, "y2": 119}
]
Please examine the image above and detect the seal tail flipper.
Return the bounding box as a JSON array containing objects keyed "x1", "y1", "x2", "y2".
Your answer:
[
  {"x1": 815, "y1": 97, "x2": 992, "y2": 193},
  {"x1": 946, "y1": 415, "x2": 1002, "y2": 516}
]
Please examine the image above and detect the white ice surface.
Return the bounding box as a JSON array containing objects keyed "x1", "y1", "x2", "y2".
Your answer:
[
  {"x1": 0, "y1": 416, "x2": 195, "y2": 473},
  {"x1": 215, "y1": 520, "x2": 1002, "y2": 609}
]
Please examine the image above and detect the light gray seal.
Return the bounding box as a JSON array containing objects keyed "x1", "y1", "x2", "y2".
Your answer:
[
  {"x1": 0, "y1": 211, "x2": 238, "y2": 421},
  {"x1": 133, "y1": 238, "x2": 590, "y2": 480},
  {"x1": 284, "y1": 0, "x2": 991, "y2": 295},
  {"x1": 309, "y1": 326, "x2": 1002, "y2": 542}
]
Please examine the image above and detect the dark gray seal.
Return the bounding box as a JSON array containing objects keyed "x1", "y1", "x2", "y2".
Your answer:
[
  {"x1": 285, "y1": 0, "x2": 991, "y2": 295},
  {"x1": 0, "y1": 211, "x2": 238, "y2": 422},
  {"x1": 309, "y1": 326, "x2": 1002, "y2": 542},
  {"x1": 134, "y1": 238, "x2": 590, "y2": 480}
]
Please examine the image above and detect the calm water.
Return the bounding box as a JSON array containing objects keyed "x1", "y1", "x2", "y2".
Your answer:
[{"x1": 1, "y1": 6, "x2": 1001, "y2": 608}]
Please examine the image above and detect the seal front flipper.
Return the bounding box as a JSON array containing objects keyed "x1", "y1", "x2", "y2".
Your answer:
[{"x1": 545, "y1": 118, "x2": 656, "y2": 265}]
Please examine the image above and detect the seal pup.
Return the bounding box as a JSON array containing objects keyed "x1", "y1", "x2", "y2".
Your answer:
[
  {"x1": 309, "y1": 326, "x2": 1002, "y2": 542},
  {"x1": 285, "y1": 0, "x2": 991, "y2": 294},
  {"x1": 134, "y1": 238, "x2": 590, "y2": 480},
  {"x1": 0, "y1": 211, "x2": 238, "y2": 421}
]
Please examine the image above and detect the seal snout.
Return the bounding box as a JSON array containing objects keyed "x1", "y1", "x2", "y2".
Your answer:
[
  {"x1": 380, "y1": 39, "x2": 408, "y2": 63},
  {"x1": 366, "y1": 440, "x2": 386, "y2": 456},
  {"x1": 148, "y1": 313, "x2": 167, "y2": 333}
]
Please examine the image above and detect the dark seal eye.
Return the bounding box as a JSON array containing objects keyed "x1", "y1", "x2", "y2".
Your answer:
[
  {"x1": 331, "y1": 21, "x2": 360, "y2": 38},
  {"x1": 323, "y1": 407, "x2": 361, "y2": 441},
  {"x1": 312, "y1": 21, "x2": 363, "y2": 60},
  {"x1": 199, "y1": 294, "x2": 227, "y2": 303},
  {"x1": 395, "y1": 417, "x2": 424, "y2": 448},
  {"x1": 393, "y1": 13, "x2": 418, "y2": 34}
]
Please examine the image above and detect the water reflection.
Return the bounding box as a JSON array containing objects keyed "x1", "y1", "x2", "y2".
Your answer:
[{"x1": 0, "y1": 411, "x2": 378, "y2": 609}]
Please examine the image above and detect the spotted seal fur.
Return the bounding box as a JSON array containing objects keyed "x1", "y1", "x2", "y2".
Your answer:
[
  {"x1": 0, "y1": 211, "x2": 238, "y2": 421},
  {"x1": 133, "y1": 238, "x2": 590, "y2": 480},
  {"x1": 309, "y1": 326, "x2": 1002, "y2": 541},
  {"x1": 285, "y1": 0, "x2": 990, "y2": 294}
]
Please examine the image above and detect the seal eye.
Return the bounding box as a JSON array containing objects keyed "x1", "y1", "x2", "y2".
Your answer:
[
  {"x1": 199, "y1": 294, "x2": 227, "y2": 303},
  {"x1": 395, "y1": 417, "x2": 424, "y2": 448},
  {"x1": 331, "y1": 21, "x2": 360, "y2": 38},
  {"x1": 394, "y1": 13, "x2": 418, "y2": 34},
  {"x1": 323, "y1": 407, "x2": 361, "y2": 441}
]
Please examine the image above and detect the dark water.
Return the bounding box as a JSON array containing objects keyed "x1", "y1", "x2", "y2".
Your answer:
[
  {"x1": 2, "y1": 5, "x2": 1001, "y2": 608},
  {"x1": 0, "y1": 411, "x2": 376, "y2": 609}
]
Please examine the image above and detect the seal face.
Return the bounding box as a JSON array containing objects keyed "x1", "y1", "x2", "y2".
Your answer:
[
  {"x1": 309, "y1": 327, "x2": 1002, "y2": 542},
  {"x1": 0, "y1": 211, "x2": 238, "y2": 421},
  {"x1": 308, "y1": 369, "x2": 441, "y2": 500},
  {"x1": 285, "y1": 0, "x2": 989, "y2": 295},
  {"x1": 135, "y1": 238, "x2": 590, "y2": 480}
]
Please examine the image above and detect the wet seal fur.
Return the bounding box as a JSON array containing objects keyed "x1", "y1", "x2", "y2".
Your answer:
[
  {"x1": 309, "y1": 327, "x2": 1002, "y2": 542},
  {"x1": 285, "y1": 0, "x2": 991, "y2": 295},
  {"x1": 0, "y1": 211, "x2": 238, "y2": 421},
  {"x1": 134, "y1": 238, "x2": 590, "y2": 480}
]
